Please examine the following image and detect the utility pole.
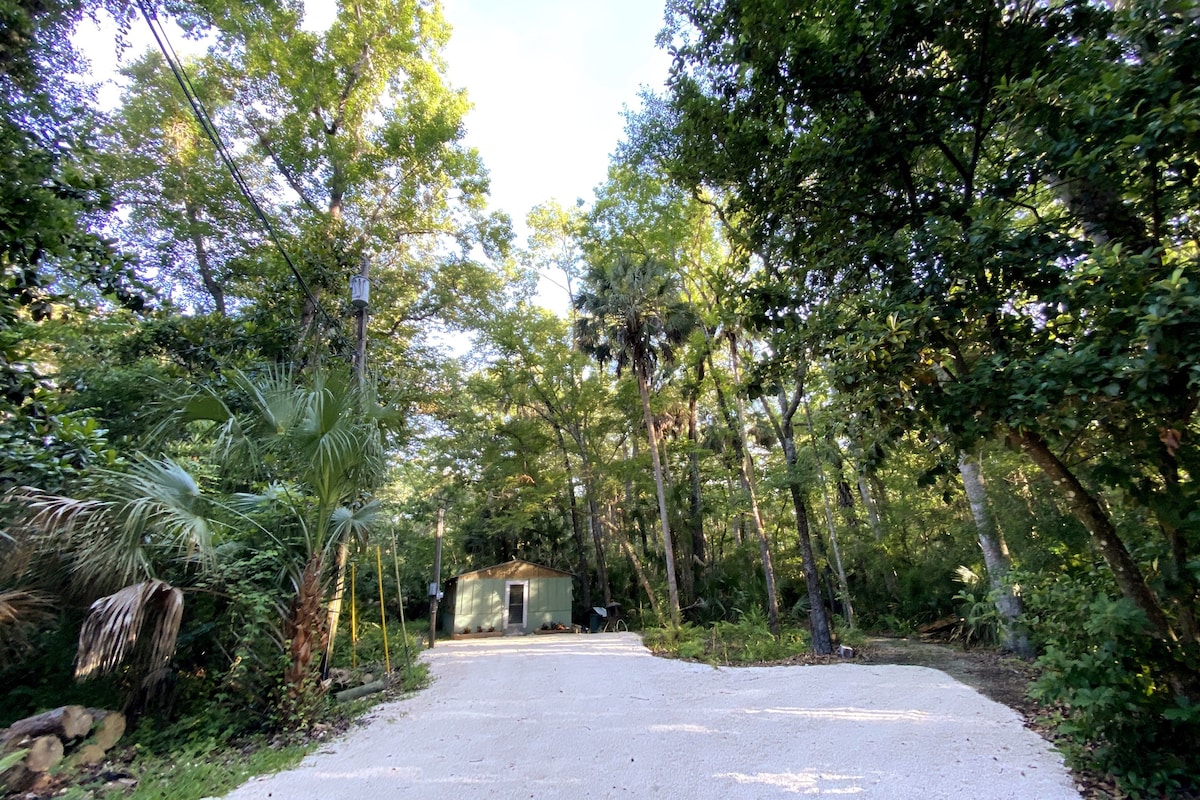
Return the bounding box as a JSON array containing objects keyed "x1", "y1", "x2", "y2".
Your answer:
[
  {"x1": 428, "y1": 507, "x2": 444, "y2": 648},
  {"x1": 319, "y1": 260, "x2": 372, "y2": 680},
  {"x1": 351, "y1": 256, "x2": 369, "y2": 382}
]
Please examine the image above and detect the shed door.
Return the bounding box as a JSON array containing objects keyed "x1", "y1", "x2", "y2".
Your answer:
[{"x1": 504, "y1": 580, "x2": 528, "y2": 630}]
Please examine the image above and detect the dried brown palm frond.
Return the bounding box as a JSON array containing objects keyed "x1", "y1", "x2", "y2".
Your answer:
[
  {"x1": 0, "y1": 588, "x2": 55, "y2": 669},
  {"x1": 0, "y1": 588, "x2": 54, "y2": 627},
  {"x1": 75, "y1": 579, "x2": 183, "y2": 682},
  {"x1": 0, "y1": 527, "x2": 36, "y2": 582}
]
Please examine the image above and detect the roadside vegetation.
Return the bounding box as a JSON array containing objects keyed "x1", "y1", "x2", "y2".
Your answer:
[
  {"x1": 643, "y1": 612, "x2": 821, "y2": 666},
  {"x1": 1, "y1": 1, "x2": 1197, "y2": 798}
]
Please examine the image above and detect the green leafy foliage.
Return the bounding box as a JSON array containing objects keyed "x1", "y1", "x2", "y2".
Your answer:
[
  {"x1": 1026, "y1": 570, "x2": 1200, "y2": 795},
  {"x1": 644, "y1": 606, "x2": 812, "y2": 665},
  {"x1": 658, "y1": 0, "x2": 1200, "y2": 784},
  {"x1": 106, "y1": 735, "x2": 310, "y2": 800}
]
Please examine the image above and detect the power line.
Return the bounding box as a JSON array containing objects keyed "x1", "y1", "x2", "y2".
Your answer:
[{"x1": 135, "y1": 0, "x2": 344, "y2": 339}]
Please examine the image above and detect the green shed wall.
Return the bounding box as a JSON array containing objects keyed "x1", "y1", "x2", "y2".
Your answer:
[{"x1": 443, "y1": 575, "x2": 572, "y2": 634}]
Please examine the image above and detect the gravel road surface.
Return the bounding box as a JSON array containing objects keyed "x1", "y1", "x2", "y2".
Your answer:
[{"x1": 223, "y1": 633, "x2": 1080, "y2": 799}]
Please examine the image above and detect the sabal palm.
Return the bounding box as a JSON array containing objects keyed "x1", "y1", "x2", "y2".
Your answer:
[
  {"x1": 15, "y1": 366, "x2": 387, "y2": 702},
  {"x1": 13, "y1": 456, "x2": 218, "y2": 687},
  {"x1": 574, "y1": 254, "x2": 695, "y2": 625},
  {"x1": 181, "y1": 366, "x2": 389, "y2": 696},
  {"x1": 184, "y1": 365, "x2": 386, "y2": 552}
]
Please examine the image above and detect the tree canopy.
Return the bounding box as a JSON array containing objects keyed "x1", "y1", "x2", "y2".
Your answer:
[{"x1": 1, "y1": 1, "x2": 1197, "y2": 794}]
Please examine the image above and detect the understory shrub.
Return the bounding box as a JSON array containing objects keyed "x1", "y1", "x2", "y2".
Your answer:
[
  {"x1": 643, "y1": 606, "x2": 812, "y2": 664},
  {"x1": 1025, "y1": 570, "x2": 1200, "y2": 797},
  {"x1": 330, "y1": 617, "x2": 424, "y2": 674}
]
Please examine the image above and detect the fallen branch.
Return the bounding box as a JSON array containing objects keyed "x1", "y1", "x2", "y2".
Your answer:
[{"x1": 334, "y1": 677, "x2": 390, "y2": 703}]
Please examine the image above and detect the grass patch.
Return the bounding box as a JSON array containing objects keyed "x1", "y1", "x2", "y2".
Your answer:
[
  {"x1": 48, "y1": 660, "x2": 430, "y2": 800},
  {"x1": 92, "y1": 739, "x2": 312, "y2": 800}
]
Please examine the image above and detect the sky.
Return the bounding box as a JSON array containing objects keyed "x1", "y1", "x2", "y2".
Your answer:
[
  {"x1": 79, "y1": 1, "x2": 673, "y2": 313},
  {"x1": 439, "y1": 1, "x2": 672, "y2": 233},
  {"x1": 439, "y1": 1, "x2": 674, "y2": 309}
]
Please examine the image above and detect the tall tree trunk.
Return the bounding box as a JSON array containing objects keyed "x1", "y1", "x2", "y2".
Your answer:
[
  {"x1": 184, "y1": 197, "x2": 225, "y2": 315},
  {"x1": 557, "y1": 429, "x2": 592, "y2": 613},
  {"x1": 788, "y1": 485, "x2": 833, "y2": 654},
  {"x1": 587, "y1": 486, "x2": 612, "y2": 610},
  {"x1": 638, "y1": 371, "x2": 681, "y2": 626},
  {"x1": 1008, "y1": 429, "x2": 1176, "y2": 641},
  {"x1": 857, "y1": 468, "x2": 899, "y2": 598},
  {"x1": 686, "y1": 377, "x2": 707, "y2": 598},
  {"x1": 715, "y1": 340, "x2": 780, "y2": 636},
  {"x1": 826, "y1": 437, "x2": 860, "y2": 522},
  {"x1": 727, "y1": 473, "x2": 743, "y2": 546},
  {"x1": 760, "y1": 388, "x2": 834, "y2": 654},
  {"x1": 742, "y1": 450, "x2": 780, "y2": 636},
  {"x1": 284, "y1": 552, "x2": 326, "y2": 708},
  {"x1": 570, "y1": 427, "x2": 612, "y2": 610},
  {"x1": 676, "y1": 444, "x2": 696, "y2": 607},
  {"x1": 958, "y1": 449, "x2": 1032, "y2": 656},
  {"x1": 606, "y1": 517, "x2": 660, "y2": 616},
  {"x1": 803, "y1": 396, "x2": 855, "y2": 629},
  {"x1": 627, "y1": 439, "x2": 649, "y2": 554}
]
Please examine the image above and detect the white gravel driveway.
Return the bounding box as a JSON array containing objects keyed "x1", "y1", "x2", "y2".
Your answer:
[{"x1": 223, "y1": 633, "x2": 1080, "y2": 799}]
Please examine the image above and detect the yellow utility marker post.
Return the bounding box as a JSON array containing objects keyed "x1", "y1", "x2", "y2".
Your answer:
[
  {"x1": 376, "y1": 546, "x2": 391, "y2": 675},
  {"x1": 350, "y1": 562, "x2": 358, "y2": 670}
]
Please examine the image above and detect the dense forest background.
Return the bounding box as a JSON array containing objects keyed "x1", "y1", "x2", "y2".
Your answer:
[{"x1": 1, "y1": 0, "x2": 1197, "y2": 796}]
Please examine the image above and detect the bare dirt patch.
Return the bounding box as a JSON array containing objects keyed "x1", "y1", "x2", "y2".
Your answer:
[
  {"x1": 859, "y1": 637, "x2": 1039, "y2": 716},
  {"x1": 856, "y1": 637, "x2": 1135, "y2": 800}
]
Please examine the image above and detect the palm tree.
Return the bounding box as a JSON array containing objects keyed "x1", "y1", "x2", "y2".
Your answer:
[
  {"x1": 12, "y1": 456, "x2": 218, "y2": 697},
  {"x1": 13, "y1": 366, "x2": 389, "y2": 711},
  {"x1": 574, "y1": 254, "x2": 696, "y2": 626},
  {"x1": 180, "y1": 366, "x2": 389, "y2": 703}
]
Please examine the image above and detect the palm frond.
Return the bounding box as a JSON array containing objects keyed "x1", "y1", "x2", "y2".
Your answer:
[
  {"x1": 291, "y1": 378, "x2": 376, "y2": 508},
  {"x1": 181, "y1": 390, "x2": 233, "y2": 425},
  {"x1": 75, "y1": 579, "x2": 184, "y2": 681},
  {"x1": 12, "y1": 457, "x2": 218, "y2": 594},
  {"x1": 0, "y1": 589, "x2": 55, "y2": 669},
  {"x1": 11, "y1": 488, "x2": 138, "y2": 589},
  {"x1": 327, "y1": 500, "x2": 381, "y2": 560},
  {"x1": 226, "y1": 485, "x2": 310, "y2": 551},
  {"x1": 177, "y1": 379, "x2": 264, "y2": 480},
  {"x1": 236, "y1": 363, "x2": 302, "y2": 435}
]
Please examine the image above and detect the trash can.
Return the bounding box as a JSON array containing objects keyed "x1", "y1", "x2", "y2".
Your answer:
[{"x1": 589, "y1": 606, "x2": 607, "y2": 633}]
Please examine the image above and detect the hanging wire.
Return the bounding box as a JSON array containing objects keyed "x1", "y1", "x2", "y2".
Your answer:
[{"x1": 135, "y1": 0, "x2": 342, "y2": 337}]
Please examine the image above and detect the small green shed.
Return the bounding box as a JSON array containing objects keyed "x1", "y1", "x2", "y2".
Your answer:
[{"x1": 440, "y1": 560, "x2": 573, "y2": 635}]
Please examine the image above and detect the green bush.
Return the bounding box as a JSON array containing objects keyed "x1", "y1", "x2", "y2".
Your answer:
[
  {"x1": 331, "y1": 617, "x2": 423, "y2": 674},
  {"x1": 643, "y1": 606, "x2": 813, "y2": 665},
  {"x1": 1025, "y1": 570, "x2": 1200, "y2": 797}
]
